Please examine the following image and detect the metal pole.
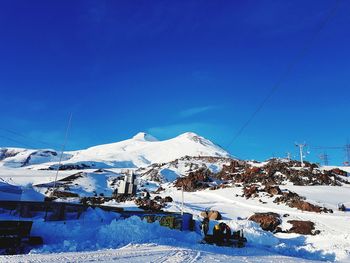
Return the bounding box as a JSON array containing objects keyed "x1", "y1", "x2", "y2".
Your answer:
[
  {"x1": 286, "y1": 152, "x2": 291, "y2": 161},
  {"x1": 52, "y1": 113, "x2": 73, "y2": 192},
  {"x1": 296, "y1": 143, "x2": 306, "y2": 167},
  {"x1": 181, "y1": 186, "x2": 184, "y2": 215},
  {"x1": 345, "y1": 143, "x2": 350, "y2": 166}
]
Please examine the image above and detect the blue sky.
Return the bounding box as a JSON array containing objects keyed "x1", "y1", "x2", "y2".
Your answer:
[{"x1": 0, "y1": 0, "x2": 349, "y2": 165}]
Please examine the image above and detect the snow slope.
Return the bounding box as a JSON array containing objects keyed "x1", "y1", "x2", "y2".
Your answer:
[{"x1": 157, "y1": 186, "x2": 350, "y2": 261}]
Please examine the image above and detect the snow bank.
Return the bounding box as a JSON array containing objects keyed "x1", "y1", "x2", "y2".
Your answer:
[
  {"x1": 0, "y1": 206, "x2": 333, "y2": 261},
  {"x1": 30, "y1": 208, "x2": 201, "y2": 254},
  {"x1": 227, "y1": 220, "x2": 279, "y2": 247}
]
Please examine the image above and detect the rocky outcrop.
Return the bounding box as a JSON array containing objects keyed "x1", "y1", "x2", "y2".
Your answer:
[
  {"x1": 134, "y1": 199, "x2": 163, "y2": 211},
  {"x1": 163, "y1": 196, "x2": 173, "y2": 203},
  {"x1": 329, "y1": 168, "x2": 348, "y2": 177},
  {"x1": 243, "y1": 185, "x2": 259, "y2": 199},
  {"x1": 264, "y1": 185, "x2": 282, "y2": 196},
  {"x1": 274, "y1": 190, "x2": 332, "y2": 213},
  {"x1": 0, "y1": 148, "x2": 20, "y2": 161},
  {"x1": 48, "y1": 163, "x2": 92, "y2": 170},
  {"x1": 174, "y1": 168, "x2": 212, "y2": 191},
  {"x1": 215, "y1": 160, "x2": 247, "y2": 180},
  {"x1": 248, "y1": 212, "x2": 281, "y2": 232},
  {"x1": 134, "y1": 195, "x2": 173, "y2": 211},
  {"x1": 53, "y1": 190, "x2": 79, "y2": 198},
  {"x1": 287, "y1": 220, "x2": 319, "y2": 235}
]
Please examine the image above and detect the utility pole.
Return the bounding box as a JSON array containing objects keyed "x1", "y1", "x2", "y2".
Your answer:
[
  {"x1": 319, "y1": 152, "x2": 329, "y2": 166},
  {"x1": 295, "y1": 143, "x2": 306, "y2": 167},
  {"x1": 286, "y1": 152, "x2": 292, "y2": 161},
  {"x1": 181, "y1": 186, "x2": 184, "y2": 215},
  {"x1": 345, "y1": 142, "x2": 350, "y2": 166}
]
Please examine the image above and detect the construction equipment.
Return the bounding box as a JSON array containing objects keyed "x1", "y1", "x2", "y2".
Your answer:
[
  {"x1": 201, "y1": 229, "x2": 247, "y2": 248},
  {"x1": 200, "y1": 221, "x2": 247, "y2": 248}
]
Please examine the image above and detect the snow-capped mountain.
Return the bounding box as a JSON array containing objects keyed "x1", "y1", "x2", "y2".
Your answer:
[{"x1": 0, "y1": 132, "x2": 230, "y2": 169}]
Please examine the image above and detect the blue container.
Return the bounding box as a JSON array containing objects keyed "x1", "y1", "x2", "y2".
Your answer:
[{"x1": 181, "y1": 213, "x2": 193, "y2": 231}]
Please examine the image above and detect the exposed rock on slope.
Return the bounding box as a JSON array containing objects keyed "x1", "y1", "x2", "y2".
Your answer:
[
  {"x1": 174, "y1": 168, "x2": 213, "y2": 191},
  {"x1": 287, "y1": 220, "x2": 319, "y2": 235},
  {"x1": 248, "y1": 212, "x2": 281, "y2": 232}
]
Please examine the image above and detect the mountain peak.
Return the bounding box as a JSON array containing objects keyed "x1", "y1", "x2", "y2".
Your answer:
[
  {"x1": 132, "y1": 132, "x2": 158, "y2": 142},
  {"x1": 177, "y1": 132, "x2": 202, "y2": 141}
]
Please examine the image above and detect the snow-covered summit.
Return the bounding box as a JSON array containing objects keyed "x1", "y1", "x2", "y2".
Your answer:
[
  {"x1": 61, "y1": 131, "x2": 230, "y2": 169},
  {"x1": 0, "y1": 132, "x2": 231, "y2": 169},
  {"x1": 132, "y1": 132, "x2": 158, "y2": 142}
]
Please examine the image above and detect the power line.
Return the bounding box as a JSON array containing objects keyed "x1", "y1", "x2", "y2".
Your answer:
[
  {"x1": 0, "y1": 134, "x2": 37, "y2": 149},
  {"x1": 0, "y1": 127, "x2": 60, "y2": 149},
  {"x1": 225, "y1": 0, "x2": 341, "y2": 150}
]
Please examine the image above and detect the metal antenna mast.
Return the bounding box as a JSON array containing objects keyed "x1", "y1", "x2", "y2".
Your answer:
[
  {"x1": 311, "y1": 141, "x2": 350, "y2": 166},
  {"x1": 286, "y1": 152, "x2": 292, "y2": 161},
  {"x1": 295, "y1": 143, "x2": 306, "y2": 166},
  {"x1": 319, "y1": 151, "x2": 329, "y2": 166},
  {"x1": 345, "y1": 141, "x2": 350, "y2": 166},
  {"x1": 52, "y1": 113, "x2": 73, "y2": 193}
]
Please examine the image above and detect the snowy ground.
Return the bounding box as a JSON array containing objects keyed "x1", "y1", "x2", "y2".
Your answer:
[
  {"x1": 1, "y1": 166, "x2": 350, "y2": 262},
  {"x1": 0, "y1": 208, "x2": 319, "y2": 263},
  {"x1": 2, "y1": 244, "x2": 319, "y2": 263},
  {"x1": 157, "y1": 186, "x2": 350, "y2": 261}
]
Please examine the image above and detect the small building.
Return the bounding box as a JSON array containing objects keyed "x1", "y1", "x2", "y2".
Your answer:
[{"x1": 116, "y1": 171, "x2": 137, "y2": 196}]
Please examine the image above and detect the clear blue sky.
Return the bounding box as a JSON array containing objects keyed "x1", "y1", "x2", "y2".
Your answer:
[{"x1": 0, "y1": 0, "x2": 349, "y2": 165}]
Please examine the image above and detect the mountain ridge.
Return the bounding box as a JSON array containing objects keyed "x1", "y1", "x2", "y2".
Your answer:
[{"x1": 0, "y1": 132, "x2": 230, "y2": 169}]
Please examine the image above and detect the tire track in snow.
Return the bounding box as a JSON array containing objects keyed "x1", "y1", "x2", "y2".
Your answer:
[{"x1": 151, "y1": 249, "x2": 201, "y2": 263}]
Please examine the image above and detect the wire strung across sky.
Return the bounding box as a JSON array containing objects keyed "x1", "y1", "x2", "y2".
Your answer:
[
  {"x1": 0, "y1": 127, "x2": 60, "y2": 150},
  {"x1": 225, "y1": 0, "x2": 342, "y2": 150}
]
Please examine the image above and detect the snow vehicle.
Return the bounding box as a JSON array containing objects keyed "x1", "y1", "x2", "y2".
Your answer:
[
  {"x1": 200, "y1": 221, "x2": 247, "y2": 248},
  {"x1": 338, "y1": 203, "x2": 346, "y2": 211}
]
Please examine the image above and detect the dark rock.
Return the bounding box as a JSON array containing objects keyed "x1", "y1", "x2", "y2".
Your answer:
[
  {"x1": 274, "y1": 190, "x2": 332, "y2": 213},
  {"x1": 163, "y1": 196, "x2": 173, "y2": 203},
  {"x1": 53, "y1": 190, "x2": 79, "y2": 198},
  {"x1": 329, "y1": 168, "x2": 348, "y2": 177},
  {"x1": 209, "y1": 184, "x2": 230, "y2": 190},
  {"x1": 49, "y1": 163, "x2": 92, "y2": 170},
  {"x1": 154, "y1": 195, "x2": 162, "y2": 201},
  {"x1": 287, "y1": 220, "x2": 318, "y2": 235},
  {"x1": 243, "y1": 184, "x2": 259, "y2": 199},
  {"x1": 0, "y1": 148, "x2": 20, "y2": 161},
  {"x1": 174, "y1": 168, "x2": 212, "y2": 191},
  {"x1": 154, "y1": 186, "x2": 165, "y2": 193},
  {"x1": 134, "y1": 198, "x2": 163, "y2": 211},
  {"x1": 264, "y1": 185, "x2": 282, "y2": 196},
  {"x1": 248, "y1": 212, "x2": 281, "y2": 232}
]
